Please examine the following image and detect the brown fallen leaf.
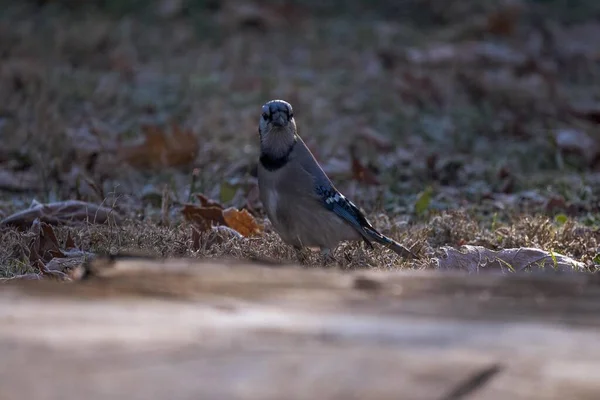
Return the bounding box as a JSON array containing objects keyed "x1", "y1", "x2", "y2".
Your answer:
[
  {"x1": 26, "y1": 219, "x2": 94, "y2": 279},
  {"x1": 437, "y1": 245, "x2": 586, "y2": 273},
  {"x1": 182, "y1": 204, "x2": 226, "y2": 232},
  {"x1": 65, "y1": 231, "x2": 76, "y2": 250},
  {"x1": 119, "y1": 123, "x2": 199, "y2": 169},
  {"x1": 195, "y1": 193, "x2": 224, "y2": 209},
  {"x1": 222, "y1": 207, "x2": 263, "y2": 237},
  {"x1": 28, "y1": 219, "x2": 64, "y2": 264},
  {"x1": 0, "y1": 200, "x2": 122, "y2": 230},
  {"x1": 350, "y1": 145, "x2": 380, "y2": 186},
  {"x1": 183, "y1": 193, "x2": 263, "y2": 238}
]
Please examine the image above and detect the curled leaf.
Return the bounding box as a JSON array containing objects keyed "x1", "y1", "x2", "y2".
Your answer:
[
  {"x1": 182, "y1": 204, "x2": 226, "y2": 232},
  {"x1": 1, "y1": 200, "x2": 122, "y2": 230},
  {"x1": 28, "y1": 219, "x2": 61, "y2": 267},
  {"x1": 437, "y1": 245, "x2": 586, "y2": 273},
  {"x1": 222, "y1": 207, "x2": 263, "y2": 237},
  {"x1": 26, "y1": 219, "x2": 93, "y2": 279},
  {"x1": 195, "y1": 193, "x2": 224, "y2": 209}
]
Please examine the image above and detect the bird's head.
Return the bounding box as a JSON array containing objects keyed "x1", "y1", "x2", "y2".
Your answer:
[{"x1": 258, "y1": 99, "x2": 296, "y2": 141}]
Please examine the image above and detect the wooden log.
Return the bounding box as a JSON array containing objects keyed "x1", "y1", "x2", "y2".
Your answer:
[{"x1": 1, "y1": 257, "x2": 600, "y2": 400}]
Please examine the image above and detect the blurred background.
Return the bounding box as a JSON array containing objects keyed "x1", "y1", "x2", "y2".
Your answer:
[{"x1": 1, "y1": 0, "x2": 599, "y2": 273}]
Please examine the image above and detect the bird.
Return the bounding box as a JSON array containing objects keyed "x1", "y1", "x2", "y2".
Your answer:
[{"x1": 256, "y1": 99, "x2": 415, "y2": 262}]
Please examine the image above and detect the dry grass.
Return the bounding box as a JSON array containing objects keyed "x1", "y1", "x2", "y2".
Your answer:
[
  {"x1": 1, "y1": 0, "x2": 599, "y2": 276},
  {"x1": 1, "y1": 210, "x2": 597, "y2": 277}
]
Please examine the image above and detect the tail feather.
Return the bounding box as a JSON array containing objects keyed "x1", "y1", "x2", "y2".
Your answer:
[{"x1": 363, "y1": 228, "x2": 416, "y2": 259}]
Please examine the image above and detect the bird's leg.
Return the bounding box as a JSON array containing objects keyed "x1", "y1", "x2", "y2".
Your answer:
[
  {"x1": 294, "y1": 246, "x2": 309, "y2": 264},
  {"x1": 319, "y1": 247, "x2": 337, "y2": 266}
]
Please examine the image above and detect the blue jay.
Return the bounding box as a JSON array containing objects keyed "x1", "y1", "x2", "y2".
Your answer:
[{"x1": 256, "y1": 99, "x2": 415, "y2": 261}]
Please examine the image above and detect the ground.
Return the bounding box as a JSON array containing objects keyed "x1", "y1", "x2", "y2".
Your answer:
[{"x1": 0, "y1": 0, "x2": 599, "y2": 277}]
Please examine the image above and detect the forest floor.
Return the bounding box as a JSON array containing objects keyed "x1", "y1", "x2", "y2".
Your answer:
[{"x1": 1, "y1": 0, "x2": 599, "y2": 278}]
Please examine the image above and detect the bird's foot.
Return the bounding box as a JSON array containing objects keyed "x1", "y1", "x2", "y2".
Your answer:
[
  {"x1": 320, "y1": 247, "x2": 337, "y2": 266},
  {"x1": 294, "y1": 246, "x2": 309, "y2": 264}
]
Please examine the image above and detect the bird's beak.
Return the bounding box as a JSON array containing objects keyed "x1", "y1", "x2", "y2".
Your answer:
[{"x1": 272, "y1": 113, "x2": 287, "y2": 127}]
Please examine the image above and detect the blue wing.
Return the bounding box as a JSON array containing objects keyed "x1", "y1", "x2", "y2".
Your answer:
[{"x1": 316, "y1": 186, "x2": 375, "y2": 246}]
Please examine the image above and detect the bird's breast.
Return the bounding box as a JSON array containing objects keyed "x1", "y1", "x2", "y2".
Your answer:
[{"x1": 264, "y1": 187, "x2": 280, "y2": 216}]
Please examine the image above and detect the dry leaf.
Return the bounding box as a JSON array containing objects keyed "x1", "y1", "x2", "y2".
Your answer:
[
  {"x1": 222, "y1": 207, "x2": 263, "y2": 237},
  {"x1": 28, "y1": 219, "x2": 64, "y2": 264},
  {"x1": 119, "y1": 123, "x2": 198, "y2": 169},
  {"x1": 26, "y1": 219, "x2": 93, "y2": 279},
  {"x1": 183, "y1": 199, "x2": 263, "y2": 238},
  {"x1": 182, "y1": 204, "x2": 226, "y2": 232},
  {"x1": 195, "y1": 193, "x2": 224, "y2": 209},
  {"x1": 1, "y1": 200, "x2": 122, "y2": 230},
  {"x1": 437, "y1": 245, "x2": 586, "y2": 273},
  {"x1": 350, "y1": 145, "x2": 380, "y2": 186},
  {"x1": 65, "y1": 232, "x2": 76, "y2": 250}
]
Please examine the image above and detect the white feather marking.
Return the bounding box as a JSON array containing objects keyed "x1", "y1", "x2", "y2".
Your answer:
[{"x1": 326, "y1": 193, "x2": 343, "y2": 204}]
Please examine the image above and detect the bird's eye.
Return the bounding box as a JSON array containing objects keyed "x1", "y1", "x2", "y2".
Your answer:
[
  {"x1": 262, "y1": 112, "x2": 269, "y2": 120},
  {"x1": 289, "y1": 112, "x2": 294, "y2": 119}
]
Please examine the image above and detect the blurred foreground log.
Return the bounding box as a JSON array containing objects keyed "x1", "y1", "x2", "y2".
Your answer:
[{"x1": 2, "y1": 257, "x2": 600, "y2": 400}]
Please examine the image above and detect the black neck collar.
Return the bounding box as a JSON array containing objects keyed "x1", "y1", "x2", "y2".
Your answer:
[{"x1": 259, "y1": 138, "x2": 297, "y2": 171}]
